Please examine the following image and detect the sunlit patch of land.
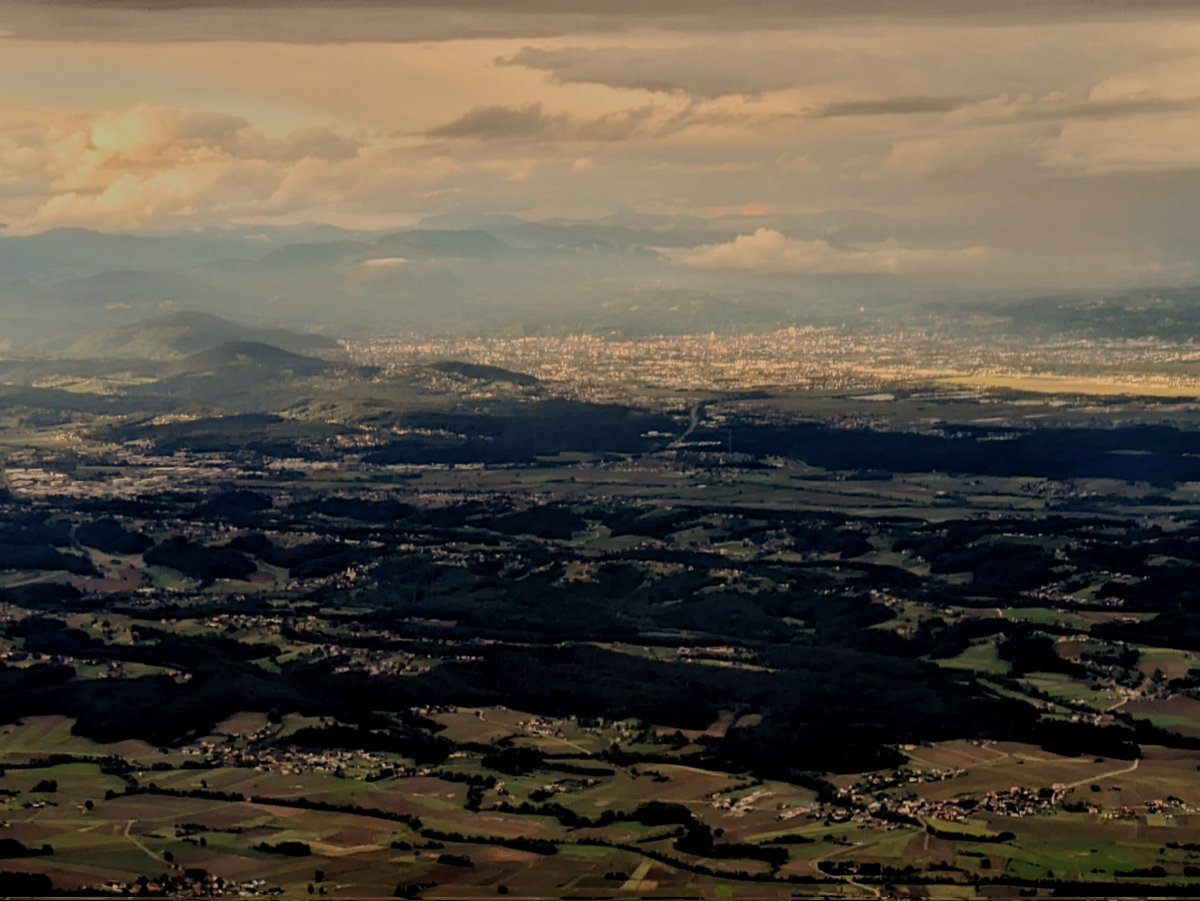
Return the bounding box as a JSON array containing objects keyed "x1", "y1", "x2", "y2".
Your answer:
[{"x1": 935, "y1": 373, "x2": 1200, "y2": 398}]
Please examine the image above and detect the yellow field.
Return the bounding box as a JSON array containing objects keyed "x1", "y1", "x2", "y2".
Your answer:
[{"x1": 935, "y1": 373, "x2": 1200, "y2": 398}]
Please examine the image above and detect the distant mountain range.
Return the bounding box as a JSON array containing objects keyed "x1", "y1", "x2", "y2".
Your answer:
[
  {"x1": 2, "y1": 220, "x2": 1198, "y2": 341},
  {"x1": 0, "y1": 220, "x2": 895, "y2": 339}
]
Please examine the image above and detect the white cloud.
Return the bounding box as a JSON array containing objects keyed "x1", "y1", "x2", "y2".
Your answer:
[
  {"x1": 46, "y1": 105, "x2": 357, "y2": 191},
  {"x1": 668, "y1": 228, "x2": 988, "y2": 274},
  {"x1": 866, "y1": 133, "x2": 1009, "y2": 180},
  {"x1": 1040, "y1": 108, "x2": 1200, "y2": 175},
  {"x1": 0, "y1": 104, "x2": 369, "y2": 231},
  {"x1": 0, "y1": 104, "x2": 465, "y2": 232}
]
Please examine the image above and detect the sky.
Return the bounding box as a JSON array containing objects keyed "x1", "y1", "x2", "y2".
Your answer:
[{"x1": 2, "y1": 0, "x2": 1200, "y2": 292}]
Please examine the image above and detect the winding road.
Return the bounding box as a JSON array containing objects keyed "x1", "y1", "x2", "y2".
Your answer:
[{"x1": 668, "y1": 401, "x2": 706, "y2": 449}]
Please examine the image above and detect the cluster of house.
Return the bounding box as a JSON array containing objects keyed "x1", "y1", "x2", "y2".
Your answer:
[
  {"x1": 775, "y1": 768, "x2": 1084, "y2": 831},
  {"x1": 100, "y1": 874, "x2": 279, "y2": 897},
  {"x1": 713, "y1": 788, "x2": 775, "y2": 817},
  {"x1": 1102, "y1": 796, "x2": 1196, "y2": 821},
  {"x1": 187, "y1": 741, "x2": 380, "y2": 777}
]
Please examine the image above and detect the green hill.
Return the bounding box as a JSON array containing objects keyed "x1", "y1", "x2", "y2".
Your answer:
[
  {"x1": 161, "y1": 340, "x2": 329, "y2": 379},
  {"x1": 66, "y1": 311, "x2": 339, "y2": 361}
]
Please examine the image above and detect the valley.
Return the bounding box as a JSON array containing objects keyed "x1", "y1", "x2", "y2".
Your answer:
[{"x1": 1, "y1": 308, "x2": 1200, "y2": 897}]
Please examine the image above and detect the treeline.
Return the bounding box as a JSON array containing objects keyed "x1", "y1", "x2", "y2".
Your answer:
[
  {"x1": 725, "y1": 421, "x2": 1200, "y2": 486},
  {"x1": 0, "y1": 619, "x2": 1156, "y2": 772}
]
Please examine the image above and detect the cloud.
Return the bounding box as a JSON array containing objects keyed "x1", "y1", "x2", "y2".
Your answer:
[
  {"x1": 776, "y1": 153, "x2": 820, "y2": 174},
  {"x1": 869, "y1": 87, "x2": 1200, "y2": 175},
  {"x1": 360, "y1": 256, "x2": 408, "y2": 268},
  {"x1": 44, "y1": 105, "x2": 359, "y2": 193},
  {"x1": 668, "y1": 228, "x2": 988, "y2": 274},
  {"x1": 1041, "y1": 115, "x2": 1200, "y2": 174},
  {"x1": 428, "y1": 103, "x2": 563, "y2": 141},
  {"x1": 34, "y1": 162, "x2": 276, "y2": 230},
  {"x1": 9, "y1": 0, "x2": 1186, "y2": 9},
  {"x1": 5, "y1": 0, "x2": 1195, "y2": 52},
  {"x1": 497, "y1": 44, "x2": 822, "y2": 98},
  {"x1": 810, "y1": 95, "x2": 975, "y2": 117},
  {"x1": 3, "y1": 103, "x2": 379, "y2": 231},
  {"x1": 865, "y1": 131, "x2": 1032, "y2": 180},
  {"x1": 846, "y1": 87, "x2": 1200, "y2": 180},
  {"x1": 1, "y1": 2, "x2": 1198, "y2": 296},
  {"x1": 949, "y1": 90, "x2": 1200, "y2": 125},
  {"x1": 427, "y1": 101, "x2": 674, "y2": 143},
  {"x1": 6, "y1": 0, "x2": 1199, "y2": 36}
]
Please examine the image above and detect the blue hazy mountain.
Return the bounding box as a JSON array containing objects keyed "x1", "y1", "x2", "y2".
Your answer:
[{"x1": 6, "y1": 219, "x2": 1184, "y2": 339}]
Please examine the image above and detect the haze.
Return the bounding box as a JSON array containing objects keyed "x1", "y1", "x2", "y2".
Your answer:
[{"x1": 2, "y1": 0, "x2": 1199, "y2": 310}]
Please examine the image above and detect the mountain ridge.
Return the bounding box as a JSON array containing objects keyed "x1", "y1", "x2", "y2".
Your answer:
[{"x1": 65, "y1": 311, "x2": 339, "y2": 362}]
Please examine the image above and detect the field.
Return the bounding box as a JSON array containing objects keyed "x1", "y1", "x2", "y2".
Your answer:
[
  {"x1": 0, "y1": 719, "x2": 842, "y2": 898},
  {"x1": 4, "y1": 709, "x2": 1200, "y2": 898},
  {"x1": 3, "y1": 372, "x2": 1200, "y2": 897}
]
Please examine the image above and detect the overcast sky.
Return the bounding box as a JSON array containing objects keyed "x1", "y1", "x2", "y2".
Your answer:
[{"x1": 2, "y1": 0, "x2": 1199, "y2": 291}]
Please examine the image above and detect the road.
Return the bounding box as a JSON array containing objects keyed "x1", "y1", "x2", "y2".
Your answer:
[
  {"x1": 1062, "y1": 757, "x2": 1139, "y2": 790},
  {"x1": 124, "y1": 819, "x2": 166, "y2": 863},
  {"x1": 477, "y1": 711, "x2": 592, "y2": 755},
  {"x1": 669, "y1": 401, "x2": 705, "y2": 449}
]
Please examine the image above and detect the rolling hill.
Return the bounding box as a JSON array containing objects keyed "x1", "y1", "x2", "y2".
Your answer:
[
  {"x1": 65, "y1": 311, "x2": 339, "y2": 361},
  {"x1": 161, "y1": 341, "x2": 329, "y2": 380}
]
